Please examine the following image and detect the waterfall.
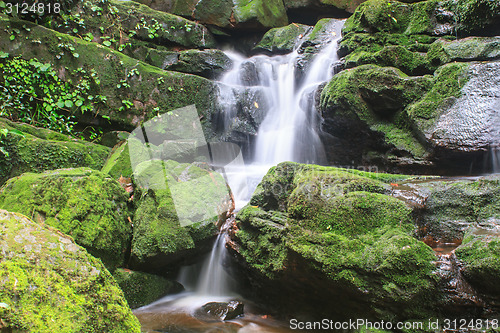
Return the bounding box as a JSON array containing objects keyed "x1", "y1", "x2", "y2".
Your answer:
[
  {"x1": 218, "y1": 19, "x2": 345, "y2": 208},
  {"x1": 188, "y1": 19, "x2": 345, "y2": 297}
]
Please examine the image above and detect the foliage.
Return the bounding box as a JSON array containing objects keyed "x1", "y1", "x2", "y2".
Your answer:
[{"x1": 0, "y1": 54, "x2": 102, "y2": 135}]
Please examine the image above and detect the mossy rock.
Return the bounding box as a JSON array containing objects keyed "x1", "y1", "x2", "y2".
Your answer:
[
  {"x1": 414, "y1": 175, "x2": 500, "y2": 242},
  {"x1": 254, "y1": 23, "x2": 311, "y2": 54},
  {"x1": 46, "y1": 0, "x2": 216, "y2": 50},
  {"x1": 0, "y1": 209, "x2": 141, "y2": 332},
  {"x1": 0, "y1": 168, "x2": 133, "y2": 269},
  {"x1": 408, "y1": 61, "x2": 499, "y2": 161},
  {"x1": 231, "y1": 162, "x2": 437, "y2": 320},
  {"x1": 169, "y1": 0, "x2": 288, "y2": 29},
  {"x1": 455, "y1": 224, "x2": 500, "y2": 296},
  {"x1": 0, "y1": 117, "x2": 110, "y2": 186},
  {"x1": 171, "y1": 0, "x2": 234, "y2": 28},
  {"x1": 101, "y1": 141, "x2": 134, "y2": 179},
  {"x1": 113, "y1": 268, "x2": 183, "y2": 309},
  {"x1": 130, "y1": 160, "x2": 233, "y2": 273},
  {"x1": 343, "y1": 0, "x2": 500, "y2": 37},
  {"x1": 427, "y1": 36, "x2": 500, "y2": 67},
  {"x1": 0, "y1": 16, "x2": 221, "y2": 133},
  {"x1": 165, "y1": 49, "x2": 233, "y2": 79},
  {"x1": 319, "y1": 64, "x2": 432, "y2": 163}
]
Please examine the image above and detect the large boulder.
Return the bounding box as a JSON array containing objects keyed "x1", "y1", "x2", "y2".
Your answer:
[
  {"x1": 228, "y1": 162, "x2": 438, "y2": 321},
  {"x1": 319, "y1": 64, "x2": 433, "y2": 171},
  {"x1": 0, "y1": 168, "x2": 133, "y2": 269},
  {"x1": 408, "y1": 61, "x2": 500, "y2": 165},
  {"x1": 158, "y1": 0, "x2": 288, "y2": 30},
  {"x1": 0, "y1": 16, "x2": 221, "y2": 133},
  {"x1": 129, "y1": 159, "x2": 233, "y2": 273},
  {"x1": 0, "y1": 118, "x2": 110, "y2": 186},
  {"x1": 0, "y1": 209, "x2": 141, "y2": 332}
]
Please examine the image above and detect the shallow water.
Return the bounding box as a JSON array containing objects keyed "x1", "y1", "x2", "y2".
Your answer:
[{"x1": 134, "y1": 293, "x2": 295, "y2": 333}]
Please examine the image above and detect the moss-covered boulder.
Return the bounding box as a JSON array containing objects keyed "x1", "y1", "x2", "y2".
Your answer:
[
  {"x1": 101, "y1": 141, "x2": 135, "y2": 180},
  {"x1": 130, "y1": 160, "x2": 233, "y2": 273},
  {"x1": 0, "y1": 209, "x2": 141, "y2": 332},
  {"x1": 0, "y1": 117, "x2": 110, "y2": 186},
  {"x1": 427, "y1": 37, "x2": 500, "y2": 67},
  {"x1": 284, "y1": 0, "x2": 368, "y2": 14},
  {"x1": 228, "y1": 162, "x2": 437, "y2": 321},
  {"x1": 455, "y1": 223, "x2": 500, "y2": 297},
  {"x1": 45, "y1": 0, "x2": 216, "y2": 50},
  {"x1": 113, "y1": 268, "x2": 183, "y2": 309},
  {"x1": 167, "y1": 0, "x2": 288, "y2": 30},
  {"x1": 0, "y1": 15, "x2": 221, "y2": 133},
  {"x1": 408, "y1": 61, "x2": 499, "y2": 160},
  {"x1": 412, "y1": 175, "x2": 500, "y2": 243},
  {"x1": 0, "y1": 168, "x2": 133, "y2": 269},
  {"x1": 254, "y1": 23, "x2": 311, "y2": 54},
  {"x1": 319, "y1": 64, "x2": 433, "y2": 169}
]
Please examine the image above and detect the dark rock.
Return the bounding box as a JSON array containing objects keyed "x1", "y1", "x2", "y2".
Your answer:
[
  {"x1": 100, "y1": 131, "x2": 130, "y2": 148},
  {"x1": 165, "y1": 49, "x2": 233, "y2": 79},
  {"x1": 196, "y1": 301, "x2": 244, "y2": 321}
]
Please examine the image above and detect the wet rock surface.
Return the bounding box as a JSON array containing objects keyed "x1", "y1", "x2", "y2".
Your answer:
[{"x1": 195, "y1": 301, "x2": 245, "y2": 321}]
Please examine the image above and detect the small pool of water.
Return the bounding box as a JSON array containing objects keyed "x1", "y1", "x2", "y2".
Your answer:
[{"x1": 134, "y1": 293, "x2": 295, "y2": 333}]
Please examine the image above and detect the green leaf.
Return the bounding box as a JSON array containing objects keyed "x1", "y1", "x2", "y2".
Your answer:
[
  {"x1": 45, "y1": 105, "x2": 53, "y2": 112},
  {"x1": 0, "y1": 51, "x2": 8, "y2": 58},
  {"x1": 9, "y1": 129, "x2": 24, "y2": 137},
  {"x1": 9, "y1": 35, "x2": 15, "y2": 41},
  {"x1": 103, "y1": 40, "x2": 111, "y2": 47},
  {"x1": 73, "y1": 53, "x2": 79, "y2": 58},
  {"x1": 64, "y1": 100, "x2": 73, "y2": 108},
  {"x1": 73, "y1": 28, "x2": 78, "y2": 33},
  {"x1": 0, "y1": 129, "x2": 8, "y2": 136},
  {"x1": 57, "y1": 100, "x2": 65, "y2": 108},
  {"x1": 75, "y1": 100, "x2": 83, "y2": 107}
]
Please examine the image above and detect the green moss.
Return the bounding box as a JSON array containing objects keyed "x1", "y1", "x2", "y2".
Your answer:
[
  {"x1": 255, "y1": 23, "x2": 311, "y2": 53},
  {"x1": 427, "y1": 37, "x2": 500, "y2": 67},
  {"x1": 173, "y1": 0, "x2": 234, "y2": 28},
  {"x1": 372, "y1": 123, "x2": 427, "y2": 157},
  {"x1": 0, "y1": 117, "x2": 110, "y2": 186},
  {"x1": 113, "y1": 268, "x2": 182, "y2": 308},
  {"x1": 406, "y1": 62, "x2": 469, "y2": 131},
  {"x1": 453, "y1": 0, "x2": 500, "y2": 33},
  {"x1": 130, "y1": 160, "x2": 231, "y2": 268},
  {"x1": 0, "y1": 168, "x2": 132, "y2": 269},
  {"x1": 455, "y1": 227, "x2": 500, "y2": 295},
  {"x1": 235, "y1": 162, "x2": 438, "y2": 320},
  {"x1": 233, "y1": 0, "x2": 288, "y2": 28},
  {"x1": 101, "y1": 142, "x2": 133, "y2": 179},
  {"x1": 0, "y1": 210, "x2": 140, "y2": 332}
]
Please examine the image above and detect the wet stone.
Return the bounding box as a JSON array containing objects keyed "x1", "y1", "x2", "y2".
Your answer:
[{"x1": 195, "y1": 300, "x2": 244, "y2": 321}]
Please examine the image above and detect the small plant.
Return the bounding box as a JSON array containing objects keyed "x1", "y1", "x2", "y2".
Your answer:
[{"x1": 0, "y1": 55, "x2": 100, "y2": 135}]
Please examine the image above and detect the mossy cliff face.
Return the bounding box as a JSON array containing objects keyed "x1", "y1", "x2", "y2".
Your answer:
[
  {"x1": 228, "y1": 162, "x2": 437, "y2": 321},
  {"x1": 0, "y1": 15, "x2": 221, "y2": 133},
  {"x1": 0, "y1": 209, "x2": 141, "y2": 332},
  {"x1": 130, "y1": 159, "x2": 233, "y2": 273},
  {"x1": 0, "y1": 117, "x2": 110, "y2": 186},
  {"x1": 0, "y1": 168, "x2": 133, "y2": 269}
]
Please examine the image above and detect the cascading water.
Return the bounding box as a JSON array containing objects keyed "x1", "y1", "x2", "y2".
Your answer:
[{"x1": 134, "y1": 19, "x2": 345, "y2": 332}]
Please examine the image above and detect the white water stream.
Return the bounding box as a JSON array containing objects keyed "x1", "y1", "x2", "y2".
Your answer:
[{"x1": 135, "y1": 19, "x2": 345, "y2": 332}]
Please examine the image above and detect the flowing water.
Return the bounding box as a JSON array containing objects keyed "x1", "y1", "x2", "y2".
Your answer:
[{"x1": 134, "y1": 19, "x2": 345, "y2": 332}]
